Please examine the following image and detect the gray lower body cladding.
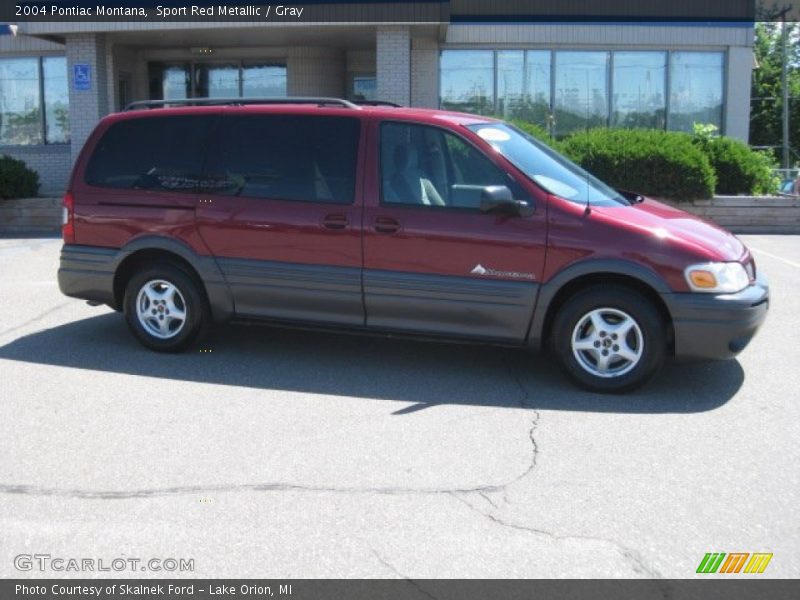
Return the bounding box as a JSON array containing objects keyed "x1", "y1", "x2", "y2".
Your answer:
[
  {"x1": 59, "y1": 245, "x2": 539, "y2": 344},
  {"x1": 362, "y1": 269, "x2": 537, "y2": 342},
  {"x1": 59, "y1": 245, "x2": 769, "y2": 357}
]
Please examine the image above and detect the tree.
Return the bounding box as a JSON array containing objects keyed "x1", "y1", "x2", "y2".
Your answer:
[{"x1": 750, "y1": 21, "x2": 800, "y2": 166}]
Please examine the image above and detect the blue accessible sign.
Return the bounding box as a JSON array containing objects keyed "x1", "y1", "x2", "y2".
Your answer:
[{"x1": 73, "y1": 64, "x2": 92, "y2": 91}]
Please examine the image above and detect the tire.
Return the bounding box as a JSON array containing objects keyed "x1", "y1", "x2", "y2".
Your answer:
[
  {"x1": 123, "y1": 262, "x2": 209, "y2": 352},
  {"x1": 550, "y1": 285, "x2": 666, "y2": 393}
]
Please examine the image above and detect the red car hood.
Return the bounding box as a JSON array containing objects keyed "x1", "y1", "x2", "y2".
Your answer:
[{"x1": 595, "y1": 198, "x2": 747, "y2": 262}]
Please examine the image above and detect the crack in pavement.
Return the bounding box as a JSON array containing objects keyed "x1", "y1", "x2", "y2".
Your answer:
[
  {"x1": 478, "y1": 491, "x2": 498, "y2": 509},
  {"x1": 501, "y1": 353, "x2": 541, "y2": 488},
  {"x1": 450, "y1": 491, "x2": 666, "y2": 581},
  {"x1": 477, "y1": 354, "x2": 667, "y2": 584},
  {"x1": 369, "y1": 549, "x2": 440, "y2": 600},
  {"x1": 0, "y1": 478, "x2": 524, "y2": 500}
]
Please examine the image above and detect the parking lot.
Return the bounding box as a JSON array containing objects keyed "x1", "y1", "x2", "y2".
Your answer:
[{"x1": 0, "y1": 234, "x2": 798, "y2": 578}]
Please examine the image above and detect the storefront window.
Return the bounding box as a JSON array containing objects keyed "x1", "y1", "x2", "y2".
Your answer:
[
  {"x1": 0, "y1": 58, "x2": 42, "y2": 145},
  {"x1": 554, "y1": 51, "x2": 609, "y2": 136},
  {"x1": 0, "y1": 56, "x2": 70, "y2": 146},
  {"x1": 496, "y1": 51, "x2": 524, "y2": 117},
  {"x1": 440, "y1": 50, "x2": 494, "y2": 115},
  {"x1": 438, "y1": 48, "x2": 726, "y2": 136},
  {"x1": 43, "y1": 56, "x2": 69, "y2": 144},
  {"x1": 612, "y1": 52, "x2": 666, "y2": 129},
  {"x1": 496, "y1": 51, "x2": 553, "y2": 128},
  {"x1": 242, "y1": 63, "x2": 287, "y2": 97},
  {"x1": 521, "y1": 51, "x2": 552, "y2": 128},
  {"x1": 669, "y1": 52, "x2": 724, "y2": 132}
]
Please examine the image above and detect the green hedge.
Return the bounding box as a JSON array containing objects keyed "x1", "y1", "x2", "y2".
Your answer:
[
  {"x1": 505, "y1": 120, "x2": 779, "y2": 199},
  {"x1": 0, "y1": 155, "x2": 40, "y2": 199},
  {"x1": 507, "y1": 119, "x2": 554, "y2": 144},
  {"x1": 558, "y1": 129, "x2": 716, "y2": 200},
  {"x1": 694, "y1": 136, "x2": 778, "y2": 195}
]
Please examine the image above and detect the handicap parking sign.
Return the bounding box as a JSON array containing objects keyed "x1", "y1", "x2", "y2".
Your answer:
[{"x1": 73, "y1": 64, "x2": 91, "y2": 91}]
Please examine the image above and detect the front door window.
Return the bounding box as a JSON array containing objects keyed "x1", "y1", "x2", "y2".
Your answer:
[{"x1": 380, "y1": 121, "x2": 524, "y2": 209}]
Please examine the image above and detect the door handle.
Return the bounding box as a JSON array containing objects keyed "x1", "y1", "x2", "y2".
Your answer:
[
  {"x1": 374, "y1": 217, "x2": 400, "y2": 234},
  {"x1": 322, "y1": 214, "x2": 348, "y2": 230}
]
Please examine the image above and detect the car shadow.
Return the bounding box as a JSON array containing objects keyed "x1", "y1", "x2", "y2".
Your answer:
[{"x1": 0, "y1": 313, "x2": 744, "y2": 414}]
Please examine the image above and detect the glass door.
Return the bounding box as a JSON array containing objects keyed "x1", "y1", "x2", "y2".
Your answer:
[
  {"x1": 194, "y1": 62, "x2": 240, "y2": 98},
  {"x1": 242, "y1": 63, "x2": 287, "y2": 97},
  {"x1": 148, "y1": 62, "x2": 191, "y2": 99}
]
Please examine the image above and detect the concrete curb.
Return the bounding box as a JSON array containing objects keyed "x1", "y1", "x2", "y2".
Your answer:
[
  {"x1": 0, "y1": 197, "x2": 61, "y2": 233},
  {"x1": 662, "y1": 196, "x2": 800, "y2": 234}
]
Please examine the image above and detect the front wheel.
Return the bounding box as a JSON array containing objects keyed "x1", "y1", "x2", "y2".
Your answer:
[
  {"x1": 123, "y1": 262, "x2": 209, "y2": 352},
  {"x1": 551, "y1": 285, "x2": 666, "y2": 393}
]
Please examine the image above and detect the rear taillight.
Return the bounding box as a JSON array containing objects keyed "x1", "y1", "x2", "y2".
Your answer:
[{"x1": 62, "y1": 191, "x2": 75, "y2": 243}]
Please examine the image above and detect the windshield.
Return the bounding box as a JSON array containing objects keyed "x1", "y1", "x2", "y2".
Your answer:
[{"x1": 467, "y1": 123, "x2": 629, "y2": 207}]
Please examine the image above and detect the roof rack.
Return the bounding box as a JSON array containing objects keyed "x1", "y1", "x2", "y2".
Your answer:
[
  {"x1": 124, "y1": 97, "x2": 360, "y2": 111},
  {"x1": 351, "y1": 100, "x2": 401, "y2": 107}
]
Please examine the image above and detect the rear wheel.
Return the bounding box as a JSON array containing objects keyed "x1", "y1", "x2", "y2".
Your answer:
[
  {"x1": 123, "y1": 262, "x2": 209, "y2": 352},
  {"x1": 551, "y1": 285, "x2": 666, "y2": 393}
]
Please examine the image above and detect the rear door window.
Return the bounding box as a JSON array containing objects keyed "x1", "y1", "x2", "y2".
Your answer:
[
  {"x1": 202, "y1": 115, "x2": 360, "y2": 204},
  {"x1": 84, "y1": 115, "x2": 217, "y2": 192}
]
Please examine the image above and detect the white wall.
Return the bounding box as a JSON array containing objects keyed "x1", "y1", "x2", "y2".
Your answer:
[
  {"x1": 288, "y1": 48, "x2": 345, "y2": 97},
  {"x1": 445, "y1": 23, "x2": 753, "y2": 47},
  {"x1": 411, "y1": 36, "x2": 439, "y2": 108},
  {"x1": 65, "y1": 33, "x2": 110, "y2": 164},
  {"x1": 376, "y1": 26, "x2": 411, "y2": 106}
]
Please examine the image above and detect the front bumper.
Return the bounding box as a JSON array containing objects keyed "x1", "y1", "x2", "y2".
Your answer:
[{"x1": 665, "y1": 274, "x2": 769, "y2": 360}]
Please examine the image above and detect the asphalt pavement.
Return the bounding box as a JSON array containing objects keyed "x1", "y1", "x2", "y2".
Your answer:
[{"x1": 0, "y1": 235, "x2": 797, "y2": 579}]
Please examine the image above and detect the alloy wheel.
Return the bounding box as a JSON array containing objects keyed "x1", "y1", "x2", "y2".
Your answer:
[{"x1": 570, "y1": 307, "x2": 644, "y2": 378}]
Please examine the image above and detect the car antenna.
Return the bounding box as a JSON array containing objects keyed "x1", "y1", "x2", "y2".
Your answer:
[{"x1": 583, "y1": 174, "x2": 591, "y2": 216}]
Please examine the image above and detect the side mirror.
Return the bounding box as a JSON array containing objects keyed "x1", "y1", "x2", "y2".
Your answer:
[
  {"x1": 617, "y1": 189, "x2": 646, "y2": 204},
  {"x1": 480, "y1": 185, "x2": 534, "y2": 217}
]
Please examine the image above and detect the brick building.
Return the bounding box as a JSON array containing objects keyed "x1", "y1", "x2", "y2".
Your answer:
[{"x1": 0, "y1": 3, "x2": 755, "y2": 194}]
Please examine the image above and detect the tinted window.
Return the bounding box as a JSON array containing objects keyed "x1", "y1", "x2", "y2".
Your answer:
[
  {"x1": 381, "y1": 121, "x2": 521, "y2": 210},
  {"x1": 203, "y1": 115, "x2": 360, "y2": 204},
  {"x1": 85, "y1": 115, "x2": 217, "y2": 191}
]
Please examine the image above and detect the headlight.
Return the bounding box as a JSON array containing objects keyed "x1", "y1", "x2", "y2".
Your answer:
[{"x1": 684, "y1": 262, "x2": 750, "y2": 294}]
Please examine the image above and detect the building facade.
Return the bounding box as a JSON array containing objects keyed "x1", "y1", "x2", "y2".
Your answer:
[{"x1": 0, "y1": 14, "x2": 754, "y2": 195}]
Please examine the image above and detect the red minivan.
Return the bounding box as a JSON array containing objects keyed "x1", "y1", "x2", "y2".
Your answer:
[{"x1": 58, "y1": 98, "x2": 769, "y2": 392}]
